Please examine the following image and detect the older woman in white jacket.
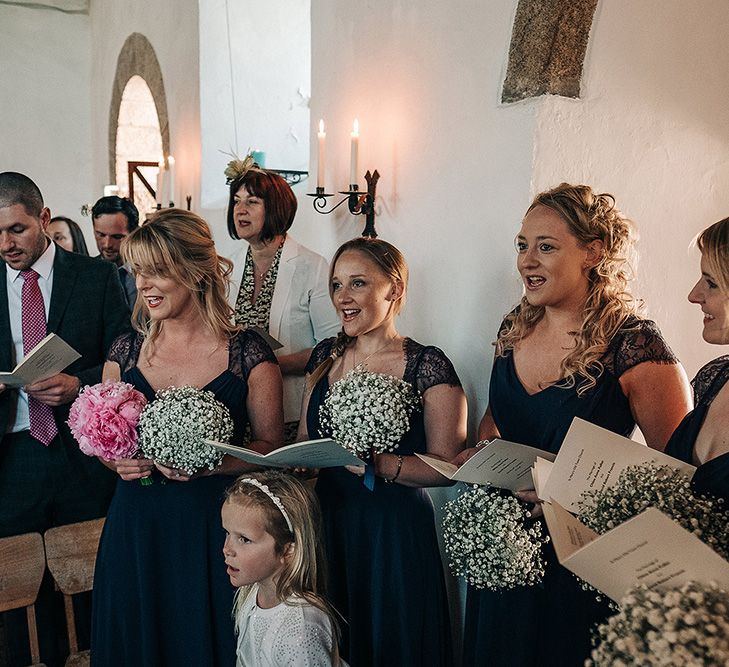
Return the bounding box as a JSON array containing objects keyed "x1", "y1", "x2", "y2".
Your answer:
[{"x1": 226, "y1": 164, "x2": 340, "y2": 441}]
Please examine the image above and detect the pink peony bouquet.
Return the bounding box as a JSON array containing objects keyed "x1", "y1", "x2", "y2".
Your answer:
[{"x1": 68, "y1": 380, "x2": 148, "y2": 461}]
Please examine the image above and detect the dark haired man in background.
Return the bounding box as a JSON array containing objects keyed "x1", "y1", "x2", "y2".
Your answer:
[{"x1": 91, "y1": 195, "x2": 139, "y2": 308}]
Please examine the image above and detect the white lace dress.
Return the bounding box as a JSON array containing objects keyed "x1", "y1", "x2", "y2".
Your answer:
[{"x1": 236, "y1": 586, "x2": 346, "y2": 667}]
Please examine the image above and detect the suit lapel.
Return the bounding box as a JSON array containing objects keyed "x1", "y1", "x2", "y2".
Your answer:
[
  {"x1": 0, "y1": 264, "x2": 11, "y2": 370},
  {"x1": 47, "y1": 249, "x2": 77, "y2": 332},
  {"x1": 269, "y1": 237, "x2": 297, "y2": 341}
]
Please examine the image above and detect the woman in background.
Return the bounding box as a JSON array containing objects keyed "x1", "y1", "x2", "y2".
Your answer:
[
  {"x1": 665, "y1": 216, "x2": 729, "y2": 502},
  {"x1": 226, "y1": 162, "x2": 339, "y2": 442},
  {"x1": 459, "y1": 183, "x2": 692, "y2": 667},
  {"x1": 48, "y1": 215, "x2": 89, "y2": 255}
]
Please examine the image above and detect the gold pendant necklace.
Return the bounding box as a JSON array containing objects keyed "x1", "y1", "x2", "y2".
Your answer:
[{"x1": 352, "y1": 338, "x2": 397, "y2": 372}]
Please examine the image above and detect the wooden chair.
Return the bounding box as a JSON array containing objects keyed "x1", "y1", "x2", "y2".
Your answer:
[
  {"x1": 0, "y1": 532, "x2": 46, "y2": 666},
  {"x1": 43, "y1": 518, "x2": 105, "y2": 667}
]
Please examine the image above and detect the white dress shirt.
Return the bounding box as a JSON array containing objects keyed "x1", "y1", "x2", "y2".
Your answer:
[{"x1": 6, "y1": 241, "x2": 55, "y2": 432}]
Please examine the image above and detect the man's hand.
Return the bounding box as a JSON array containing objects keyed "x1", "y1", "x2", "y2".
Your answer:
[
  {"x1": 0, "y1": 383, "x2": 5, "y2": 395},
  {"x1": 25, "y1": 373, "x2": 80, "y2": 406}
]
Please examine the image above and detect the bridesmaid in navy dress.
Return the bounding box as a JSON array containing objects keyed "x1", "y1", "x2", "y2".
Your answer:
[
  {"x1": 456, "y1": 184, "x2": 692, "y2": 667},
  {"x1": 665, "y1": 216, "x2": 729, "y2": 503},
  {"x1": 91, "y1": 210, "x2": 283, "y2": 666},
  {"x1": 298, "y1": 237, "x2": 467, "y2": 666}
]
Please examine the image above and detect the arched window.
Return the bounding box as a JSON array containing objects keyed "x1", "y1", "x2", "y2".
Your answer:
[
  {"x1": 115, "y1": 75, "x2": 163, "y2": 214},
  {"x1": 108, "y1": 33, "x2": 170, "y2": 215}
]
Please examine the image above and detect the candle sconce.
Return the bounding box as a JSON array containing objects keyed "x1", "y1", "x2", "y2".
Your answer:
[
  {"x1": 270, "y1": 169, "x2": 308, "y2": 186},
  {"x1": 308, "y1": 170, "x2": 380, "y2": 238}
]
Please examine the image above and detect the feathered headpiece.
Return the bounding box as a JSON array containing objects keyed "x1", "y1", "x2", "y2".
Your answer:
[{"x1": 223, "y1": 150, "x2": 265, "y2": 185}]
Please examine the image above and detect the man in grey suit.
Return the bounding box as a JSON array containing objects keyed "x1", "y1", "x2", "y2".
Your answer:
[{"x1": 0, "y1": 172, "x2": 130, "y2": 666}]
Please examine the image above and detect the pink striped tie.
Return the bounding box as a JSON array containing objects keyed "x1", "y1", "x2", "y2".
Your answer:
[{"x1": 21, "y1": 270, "x2": 58, "y2": 446}]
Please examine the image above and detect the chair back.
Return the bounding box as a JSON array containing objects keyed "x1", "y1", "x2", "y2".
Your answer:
[
  {"x1": 44, "y1": 518, "x2": 104, "y2": 596},
  {"x1": 44, "y1": 518, "x2": 105, "y2": 666},
  {"x1": 0, "y1": 531, "x2": 46, "y2": 665}
]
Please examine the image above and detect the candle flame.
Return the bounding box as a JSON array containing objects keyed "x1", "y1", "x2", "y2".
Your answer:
[
  {"x1": 319, "y1": 119, "x2": 325, "y2": 134},
  {"x1": 353, "y1": 118, "x2": 359, "y2": 136},
  {"x1": 167, "y1": 155, "x2": 175, "y2": 166}
]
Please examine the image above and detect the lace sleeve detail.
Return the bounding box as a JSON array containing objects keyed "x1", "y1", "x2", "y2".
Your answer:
[
  {"x1": 404, "y1": 339, "x2": 462, "y2": 395},
  {"x1": 271, "y1": 603, "x2": 336, "y2": 667},
  {"x1": 304, "y1": 338, "x2": 335, "y2": 375},
  {"x1": 231, "y1": 330, "x2": 278, "y2": 381},
  {"x1": 608, "y1": 318, "x2": 679, "y2": 378},
  {"x1": 691, "y1": 356, "x2": 729, "y2": 407},
  {"x1": 106, "y1": 332, "x2": 142, "y2": 375}
]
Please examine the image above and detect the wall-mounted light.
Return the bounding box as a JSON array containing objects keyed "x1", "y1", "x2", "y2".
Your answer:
[{"x1": 308, "y1": 119, "x2": 380, "y2": 238}]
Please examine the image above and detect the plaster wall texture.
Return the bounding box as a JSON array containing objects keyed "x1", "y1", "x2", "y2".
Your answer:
[
  {"x1": 198, "y1": 0, "x2": 311, "y2": 241},
  {"x1": 89, "y1": 0, "x2": 201, "y2": 224},
  {"x1": 309, "y1": 0, "x2": 536, "y2": 432},
  {"x1": 0, "y1": 4, "x2": 94, "y2": 245},
  {"x1": 532, "y1": 0, "x2": 729, "y2": 379}
]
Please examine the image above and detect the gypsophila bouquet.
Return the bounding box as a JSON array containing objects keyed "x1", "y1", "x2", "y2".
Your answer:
[
  {"x1": 137, "y1": 386, "x2": 233, "y2": 474},
  {"x1": 319, "y1": 368, "x2": 420, "y2": 457},
  {"x1": 578, "y1": 463, "x2": 729, "y2": 560},
  {"x1": 68, "y1": 381, "x2": 147, "y2": 461},
  {"x1": 587, "y1": 581, "x2": 729, "y2": 666},
  {"x1": 442, "y1": 485, "x2": 549, "y2": 590}
]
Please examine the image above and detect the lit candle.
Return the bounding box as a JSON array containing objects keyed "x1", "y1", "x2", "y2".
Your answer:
[
  {"x1": 349, "y1": 119, "x2": 359, "y2": 187},
  {"x1": 167, "y1": 156, "x2": 176, "y2": 205},
  {"x1": 156, "y1": 159, "x2": 165, "y2": 206},
  {"x1": 317, "y1": 119, "x2": 326, "y2": 189}
]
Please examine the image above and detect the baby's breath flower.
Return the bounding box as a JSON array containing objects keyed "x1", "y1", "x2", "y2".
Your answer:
[
  {"x1": 320, "y1": 368, "x2": 420, "y2": 457},
  {"x1": 442, "y1": 485, "x2": 549, "y2": 591},
  {"x1": 578, "y1": 463, "x2": 729, "y2": 560},
  {"x1": 587, "y1": 581, "x2": 729, "y2": 666},
  {"x1": 138, "y1": 386, "x2": 232, "y2": 474}
]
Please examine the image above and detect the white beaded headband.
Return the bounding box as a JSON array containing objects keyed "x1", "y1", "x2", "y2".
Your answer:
[{"x1": 240, "y1": 478, "x2": 293, "y2": 533}]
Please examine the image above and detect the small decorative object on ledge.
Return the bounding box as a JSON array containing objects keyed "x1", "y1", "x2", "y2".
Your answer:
[
  {"x1": 307, "y1": 170, "x2": 380, "y2": 238},
  {"x1": 269, "y1": 169, "x2": 308, "y2": 186},
  {"x1": 222, "y1": 149, "x2": 308, "y2": 187}
]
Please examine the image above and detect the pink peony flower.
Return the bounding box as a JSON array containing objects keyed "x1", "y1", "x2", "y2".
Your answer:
[{"x1": 68, "y1": 381, "x2": 147, "y2": 461}]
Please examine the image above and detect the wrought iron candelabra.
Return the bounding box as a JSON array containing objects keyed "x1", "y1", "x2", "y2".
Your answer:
[{"x1": 308, "y1": 170, "x2": 380, "y2": 238}]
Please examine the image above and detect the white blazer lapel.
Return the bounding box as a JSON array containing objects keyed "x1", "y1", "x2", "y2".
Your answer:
[
  {"x1": 228, "y1": 244, "x2": 248, "y2": 310},
  {"x1": 269, "y1": 236, "x2": 298, "y2": 345}
]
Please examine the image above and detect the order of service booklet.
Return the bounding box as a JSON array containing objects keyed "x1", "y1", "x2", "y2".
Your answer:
[
  {"x1": 542, "y1": 499, "x2": 729, "y2": 603},
  {"x1": 206, "y1": 438, "x2": 365, "y2": 468},
  {"x1": 540, "y1": 418, "x2": 696, "y2": 512},
  {"x1": 416, "y1": 439, "x2": 556, "y2": 492},
  {"x1": 0, "y1": 333, "x2": 80, "y2": 388}
]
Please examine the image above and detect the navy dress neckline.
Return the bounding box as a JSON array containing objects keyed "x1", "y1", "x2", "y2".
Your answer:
[
  {"x1": 665, "y1": 355, "x2": 729, "y2": 504},
  {"x1": 91, "y1": 329, "x2": 277, "y2": 667},
  {"x1": 305, "y1": 336, "x2": 460, "y2": 666},
  {"x1": 463, "y1": 316, "x2": 679, "y2": 667}
]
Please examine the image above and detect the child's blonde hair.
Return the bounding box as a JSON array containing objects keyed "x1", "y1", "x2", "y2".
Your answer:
[{"x1": 224, "y1": 471, "x2": 341, "y2": 658}]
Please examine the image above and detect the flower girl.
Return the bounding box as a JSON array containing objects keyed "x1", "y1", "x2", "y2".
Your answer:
[{"x1": 222, "y1": 471, "x2": 345, "y2": 666}]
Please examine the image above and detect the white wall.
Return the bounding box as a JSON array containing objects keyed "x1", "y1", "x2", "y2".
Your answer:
[
  {"x1": 310, "y1": 0, "x2": 537, "y2": 433},
  {"x1": 532, "y1": 0, "x2": 729, "y2": 379},
  {"x1": 309, "y1": 1, "x2": 540, "y2": 646},
  {"x1": 198, "y1": 0, "x2": 311, "y2": 256},
  {"x1": 89, "y1": 0, "x2": 202, "y2": 229},
  {"x1": 0, "y1": 3, "x2": 93, "y2": 241}
]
